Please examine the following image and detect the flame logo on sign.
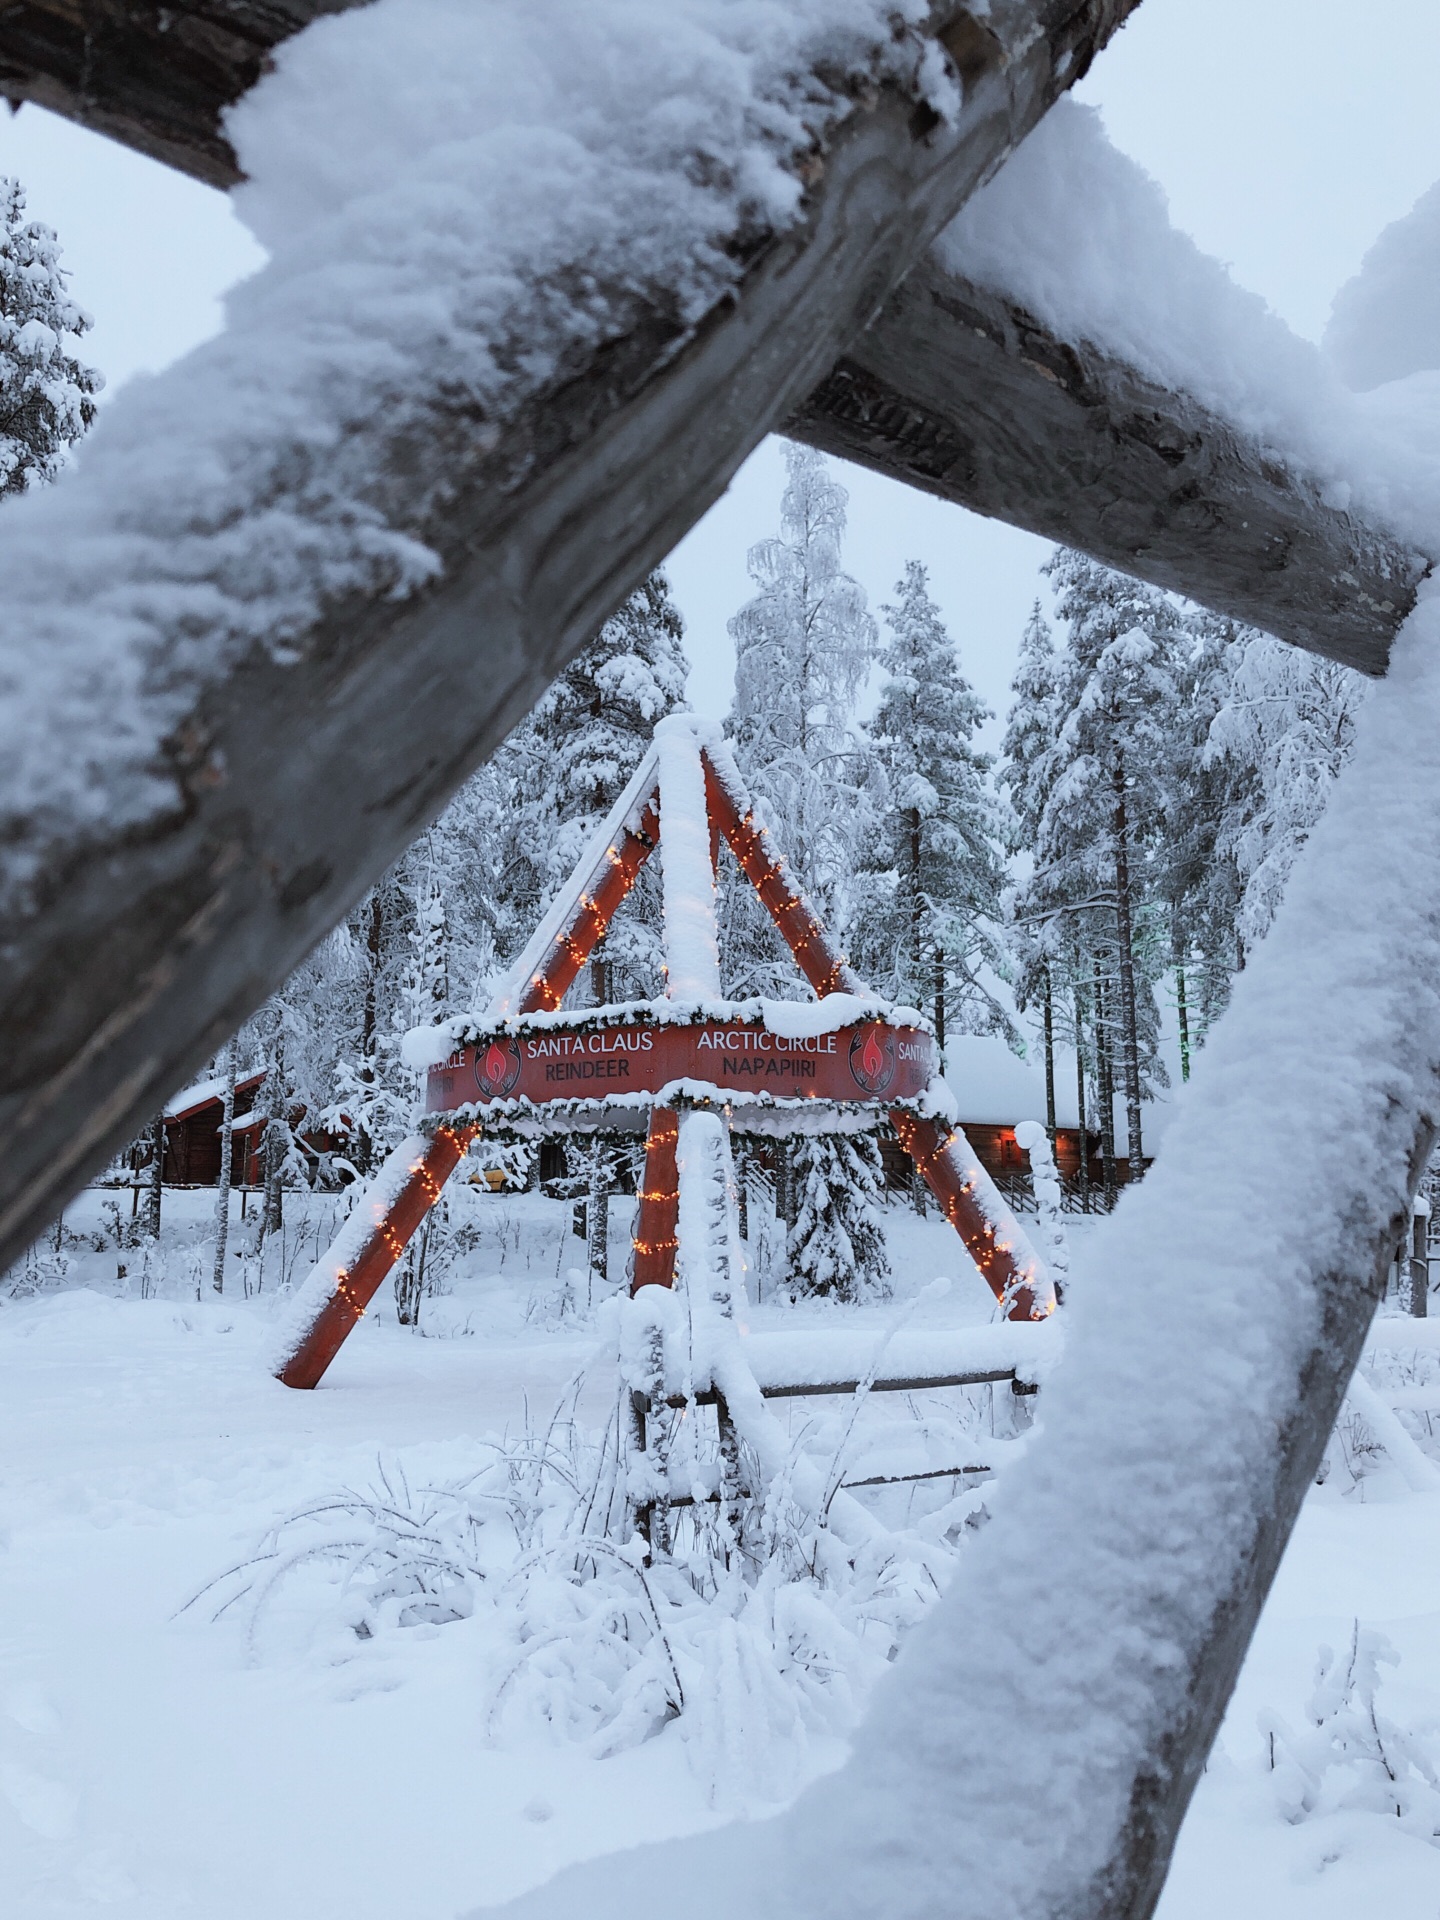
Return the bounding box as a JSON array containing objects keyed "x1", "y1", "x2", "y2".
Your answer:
[
  {"x1": 474, "y1": 1034, "x2": 522, "y2": 1098},
  {"x1": 848, "y1": 1023, "x2": 897, "y2": 1096}
]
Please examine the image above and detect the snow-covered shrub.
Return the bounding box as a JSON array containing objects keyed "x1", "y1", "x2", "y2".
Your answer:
[
  {"x1": 1261, "y1": 1624, "x2": 1440, "y2": 1842},
  {"x1": 192, "y1": 1384, "x2": 973, "y2": 1809}
]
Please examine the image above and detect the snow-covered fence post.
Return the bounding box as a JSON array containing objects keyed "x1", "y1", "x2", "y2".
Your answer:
[
  {"x1": 1409, "y1": 1194, "x2": 1430, "y2": 1318},
  {"x1": 1015, "y1": 1118, "x2": 1070, "y2": 1301}
]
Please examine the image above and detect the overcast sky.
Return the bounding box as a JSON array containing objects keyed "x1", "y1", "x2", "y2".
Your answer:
[{"x1": 2, "y1": 0, "x2": 1438, "y2": 743}]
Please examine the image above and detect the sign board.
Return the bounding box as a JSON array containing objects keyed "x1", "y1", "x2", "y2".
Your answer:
[{"x1": 426, "y1": 1018, "x2": 935, "y2": 1116}]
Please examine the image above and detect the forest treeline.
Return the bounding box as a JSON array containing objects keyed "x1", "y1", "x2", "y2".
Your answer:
[{"x1": 210, "y1": 444, "x2": 1361, "y2": 1210}]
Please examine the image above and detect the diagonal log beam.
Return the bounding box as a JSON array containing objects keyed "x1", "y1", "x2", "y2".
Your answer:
[
  {"x1": 0, "y1": 3, "x2": 1142, "y2": 1276},
  {"x1": 1, "y1": 6, "x2": 1423, "y2": 673},
  {"x1": 789, "y1": 258, "x2": 1428, "y2": 674},
  {"x1": 0, "y1": 2, "x2": 346, "y2": 185}
]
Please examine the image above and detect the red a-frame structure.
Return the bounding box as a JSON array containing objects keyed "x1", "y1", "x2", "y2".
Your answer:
[{"x1": 274, "y1": 718, "x2": 1050, "y2": 1390}]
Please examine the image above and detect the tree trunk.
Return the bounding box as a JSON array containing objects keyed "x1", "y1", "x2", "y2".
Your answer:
[
  {"x1": 1075, "y1": 986, "x2": 1091, "y2": 1214},
  {"x1": 1093, "y1": 959, "x2": 1118, "y2": 1211},
  {"x1": 1410, "y1": 1206, "x2": 1429, "y2": 1319},
  {"x1": 1176, "y1": 963, "x2": 1192, "y2": 1084},
  {"x1": 144, "y1": 1110, "x2": 164, "y2": 1240},
  {"x1": 259, "y1": 1037, "x2": 286, "y2": 1243},
  {"x1": 934, "y1": 946, "x2": 946, "y2": 1071},
  {"x1": 211, "y1": 1037, "x2": 237, "y2": 1294},
  {"x1": 355, "y1": 886, "x2": 385, "y2": 1176},
  {"x1": 1112, "y1": 764, "x2": 1146, "y2": 1173},
  {"x1": 1042, "y1": 968, "x2": 1057, "y2": 1145},
  {"x1": 587, "y1": 1142, "x2": 610, "y2": 1289},
  {"x1": 589, "y1": 940, "x2": 610, "y2": 1009}
]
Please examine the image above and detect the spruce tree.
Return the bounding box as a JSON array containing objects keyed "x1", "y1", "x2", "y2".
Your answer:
[
  {"x1": 1204, "y1": 628, "x2": 1367, "y2": 958},
  {"x1": 502, "y1": 569, "x2": 688, "y2": 1000},
  {"x1": 1154, "y1": 610, "x2": 1250, "y2": 1074},
  {"x1": 0, "y1": 179, "x2": 100, "y2": 496},
  {"x1": 1037, "y1": 551, "x2": 1185, "y2": 1173},
  {"x1": 855, "y1": 561, "x2": 1011, "y2": 1048},
  {"x1": 786, "y1": 1132, "x2": 891, "y2": 1302},
  {"x1": 999, "y1": 601, "x2": 1064, "y2": 1134}
]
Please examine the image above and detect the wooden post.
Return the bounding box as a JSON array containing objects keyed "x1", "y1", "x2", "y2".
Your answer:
[
  {"x1": 631, "y1": 1107, "x2": 680, "y2": 1293},
  {"x1": 1410, "y1": 1201, "x2": 1430, "y2": 1318},
  {"x1": 275, "y1": 1124, "x2": 476, "y2": 1388},
  {"x1": 891, "y1": 1108, "x2": 1047, "y2": 1322},
  {"x1": 514, "y1": 793, "x2": 659, "y2": 1014}
]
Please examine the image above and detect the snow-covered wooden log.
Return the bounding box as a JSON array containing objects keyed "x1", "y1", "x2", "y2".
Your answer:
[
  {"x1": 0, "y1": 1, "x2": 337, "y2": 186},
  {"x1": 790, "y1": 257, "x2": 1427, "y2": 674},
  {"x1": 698, "y1": 1318, "x2": 1059, "y2": 1401},
  {"x1": 4, "y1": 3, "x2": 1421, "y2": 676},
  {"x1": 0, "y1": 0, "x2": 1141, "y2": 1274},
  {"x1": 270, "y1": 1123, "x2": 475, "y2": 1389},
  {"x1": 3, "y1": 5, "x2": 1419, "y2": 674}
]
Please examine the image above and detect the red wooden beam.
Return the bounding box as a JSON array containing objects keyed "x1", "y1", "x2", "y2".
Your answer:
[
  {"x1": 631, "y1": 1105, "x2": 681, "y2": 1292},
  {"x1": 275, "y1": 1123, "x2": 477, "y2": 1389},
  {"x1": 702, "y1": 756, "x2": 858, "y2": 999},
  {"x1": 891, "y1": 1108, "x2": 1046, "y2": 1322},
  {"x1": 276, "y1": 786, "x2": 661, "y2": 1387},
  {"x1": 516, "y1": 791, "x2": 660, "y2": 1014}
]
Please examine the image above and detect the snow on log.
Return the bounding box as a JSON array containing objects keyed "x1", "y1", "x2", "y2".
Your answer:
[
  {"x1": 654, "y1": 717, "x2": 723, "y2": 1004},
  {"x1": 791, "y1": 100, "x2": 1430, "y2": 674},
  {"x1": 725, "y1": 1318, "x2": 1059, "y2": 1398},
  {"x1": 0, "y1": 1, "x2": 1142, "y2": 1273}
]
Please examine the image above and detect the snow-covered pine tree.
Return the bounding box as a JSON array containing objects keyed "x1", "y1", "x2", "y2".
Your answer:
[
  {"x1": 1204, "y1": 627, "x2": 1368, "y2": 960},
  {"x1": 502, "y1": 569, "x2": 689, "y2": 999},
  {"x1": 1037, "y1": 550, "x2": 1185, "y2": 1174},
  {"x1": 1153, "y1": 609, "x2": 1251, "y2": 1075},
  {"x1": 725, "y1": 443, "x2": 877, "y2": 990},
  {"x1": 786, "y1": 1130, "x2": 890, "y2": 1303},
  {"x1": 854, "y1": 560, "x2": 1011, "y2": 1053},
  {"x1": 0, "y1": 179, "x2": 100, "y2": 496},
  {"x1": 999, "y1": 600, "x2": 1064, "y2": 1134}
]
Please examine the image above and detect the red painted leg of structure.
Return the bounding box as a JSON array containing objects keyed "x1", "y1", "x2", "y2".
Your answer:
[
  {"x1": 519, "y1": 792, "x2": 659, "y2": 1014},
  {"x1": 277, "y1": 791, "x2": 659, "y2": 1390},
  {"x1": 703, "y1": 757, "x2": 858, "y2": 999},
  {"x1": 631, "y1": 1106, "x2": 680, "y2": 1292},
  {"x1": 276, "y1": 1124, "x2": 476, "y2": 1388},
  {"x1": 891, "y1": 1108, "x2": 1045, "y2": 1322}
]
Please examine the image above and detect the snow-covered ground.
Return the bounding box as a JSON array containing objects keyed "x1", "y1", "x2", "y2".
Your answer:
[{"x1": 1, "y1": 1190, "x2": 1437, "y2": 1917}]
